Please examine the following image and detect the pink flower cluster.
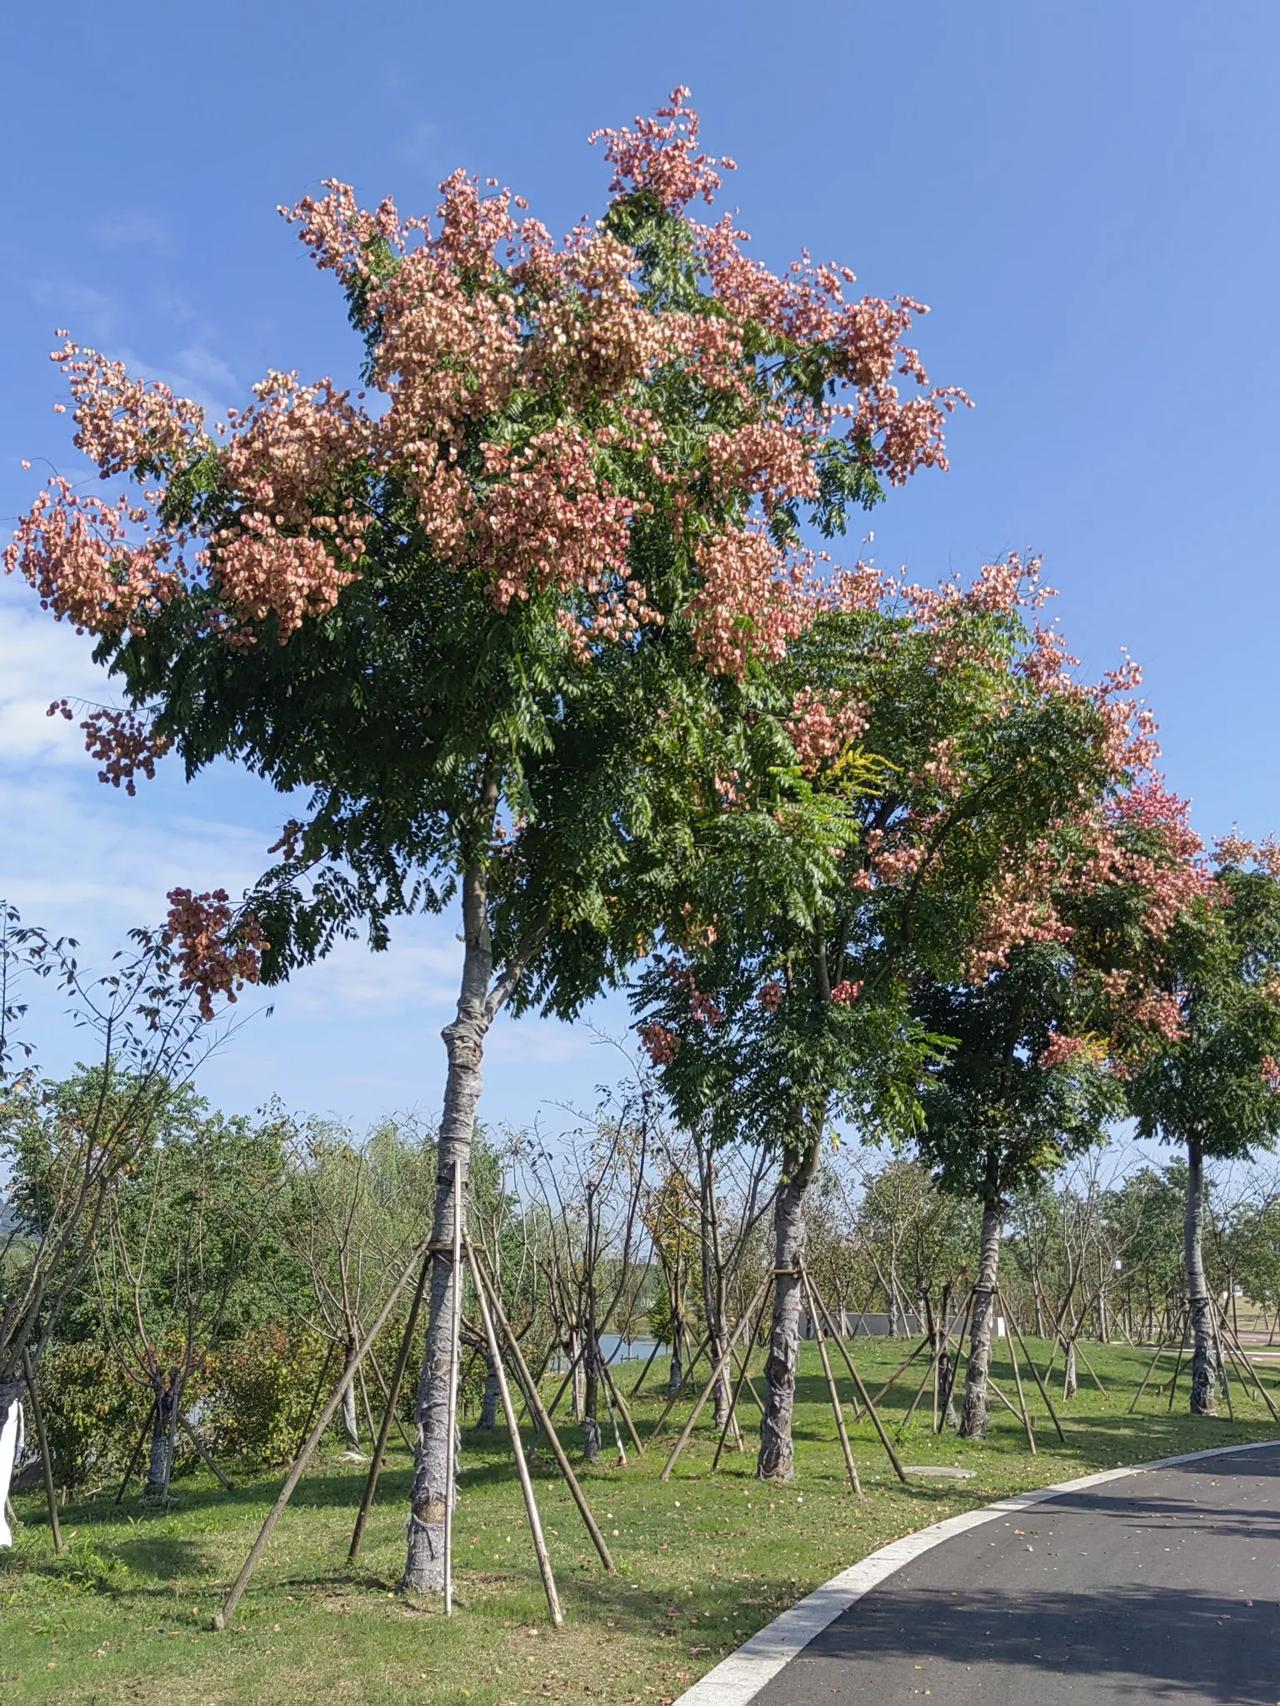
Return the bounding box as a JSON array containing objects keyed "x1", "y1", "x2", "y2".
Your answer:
[
  {"x1": 4, "y1": 477, "x2": 178, "y2": 636},
  {"x1": 913, "y1": 736, "x2": 965, "y2": 797},
  {"x1": 163, "y1": 888, "x2": 268, "y2": 1022},
  {"x1": 688, "y1": 527, "x2": 811, "y2": 680},
  {"x1": 1262, "y1": 1055, "x2": 1280, "y2": 1092},
  {"x1": 758, "y1": 979, "x2": 785, "y2": 1013},
  {"x1": 638, "y1": 1021, "x2": 680, "y2": 1065},
  {"x1": 706, "y1": 420, "x2": 820, "y2": 512},
  {"x1": 1127, "y1": 987, "x2": 1187, "y2": 1045},
  {"x1": 52, "y1": 336, "x2": 207, "y2": 477},
  {"x1": 1038, "y1": 1031, "x2": 1090, "y2": 1070},
  {"x1": 589, "y1": 86, "x2": 735, "y2": 211},
  {"x1": 966, "y1": 862, "x2": 1074, "y2": 983},
  {"x1": 210, "y1": 371, "x2": 374, "y2": 641},
  {"x1": 830, "y1": 980, "x2": 863, "y2": 1004},
  {"x1": 478, "y1": 427, "x2": 649, "y2": 632},
  {"x1": 49, "y1": 701, "x2": 170, "y2": 794},
  {"x1": 786, "y1": 687, "x2": 869, "y2": 774},
  {"x1": 1212, "y1": 832, "x2": 1280, "y2": 876},
  {"x1": 697, "y1": 216, "x2": 971, "y2": 485}
]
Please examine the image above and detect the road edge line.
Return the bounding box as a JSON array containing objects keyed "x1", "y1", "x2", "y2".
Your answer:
[{"x1": 672, "y1": 1435, "x2": 1280, "y2": 1706}]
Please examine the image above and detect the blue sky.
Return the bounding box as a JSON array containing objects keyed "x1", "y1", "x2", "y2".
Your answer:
[{"x1": 2, "y1": 0, "x2": 1278, "y2": 1144}]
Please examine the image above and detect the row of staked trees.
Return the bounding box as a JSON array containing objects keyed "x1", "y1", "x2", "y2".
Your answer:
[{"x1": 6, "y1": 88, "x2": 1280, "y2": 1593}]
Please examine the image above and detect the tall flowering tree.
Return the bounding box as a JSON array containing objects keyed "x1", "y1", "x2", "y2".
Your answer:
[
  {"x1": 631, "y1": 558, "x2": 1158, "y2": 1479},
  {"x1": 1123, "y1": 837, "x2": 1280, "y2": 1413},
  {"x1": 5, "y1": 92, "x2": 965, "y2": 1588},
  {"x1": 912, "y1": 778, "x2": 1215, "y2": 1437}
]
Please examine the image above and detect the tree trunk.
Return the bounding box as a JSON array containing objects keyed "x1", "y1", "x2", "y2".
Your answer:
[
  {"x1": 887, "y1": 1255, "x2": 904, "y2": 1336},
  {"x1": 402, "y1": 864, "x2": 493, "y2": 1595},
  {"x1": 757, "y1": 1140, "x2": 817, "y2": 1483},
  {"x1": 667, "y1": 1316, "x2": 685, "y2": 1398},
  {"x1": 479, "y1": 1353, "x2": 501, "y2": 1429},
  {"x1": 1184, "y1": 1137, "x2": 1217, "y2": 1416},
  {"x1": 697, "y1": 1143, "x2": 732, "y2": 1428},
  {"x1": 144, "y1": 1376, "x2": 176, "y2": 1501},
  {"x1": 959, "y1": 1172, "x2": 1002, "y2": 1441},
  {"x1": 340, "y1": 1373, "x2": 361, "y2": 1453},
  {"x1": 1062, "y1": 1338, "x2": 1078, "y2": 1400},
  {"x1": 582, "y1": 1311, "x2": 601, "y2": 1463},
  {"x1": 0, "y1": 1383, "x2": 24, "y2": 1548},
  {"x1": 568, "y1": 1330, "x2": 587, "y2": 1423}
]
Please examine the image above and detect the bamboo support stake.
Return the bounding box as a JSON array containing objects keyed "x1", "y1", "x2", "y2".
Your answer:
[
  {"x1": 114, "y1": 1405, "x2": 154, "y2": 1505},
  {"x1": 180, "y1": 1417, "x2": 236, "y2": 1491},
  {"x1": 1127, "y1": 1326, "x2": 1178, "y2": 1414},
  {"x1": 600, "y1": 1365, "x2": 627, "y2": 1466},
  {"x1": 645, "y1": 1325, "x2": 716, "y2": 1444},
  {"x1": 366, "y1": 1347, "x2": 416, "y2": 1455},
  {"x1": 997, "y1": 1287, "x2": 1066, "y2": 1444},
  {"x1": 471, "y1": 1249, "x2": 614, "y2": 1575},
  {"x1": 800, "y1": 1266, "x2": 861, "y2": 1497},
  {"x1": 1072, "y1": 1336, "x2": 1110, "y2": 1398},
  {"x1": 213, "y1": 1234, "x2": 430, "y2": 1630},
  {"x1": 862, "y1": 1337, "x2": 931, "y2": 1416},
  {"x1": 1001, "y1": 1323, "x2": 1037, "y2": 1455},
  {"x1": 711, "y1": 1281, "x2": 773, "y2": 1473},
  {"x1": 1219, "y1": 1314, "x2": 1280, "y2": 1420},
  {"x1": 1165, "y1": 1323, "x2": 1188, "y2": 1411},
  {"x1": 293, "y1": 1341, "x2": 337, "y2": 1460},
  {"x1": 465, "y1": 1241, "x2": 562, "y2": 1626},
  {"x1": 597, "y1": 1347, "x2": 645, "y2": 1456},
  {"x1": 349, "y1": 1245, "x2": 433, "y2": 1562},
  {"x1": 660, "y1": 1275, "x2": 771, "y2": 1483},
  {"x1": 22, "y1": 1349, "x2": 63, "y2": 1555},
  {"x1": 628, "y1": 1337, "x2": 662, "y2": 1399},
  {"x1": 807, "y1": 1282, "x2": 909, "y2": 1485},
  {"x1": 895, "y1": 1343, "x2": 938, "y2": 1440},
  {"x1": 443, "y1": 1186, "x2": 463, "y2": 1617}
]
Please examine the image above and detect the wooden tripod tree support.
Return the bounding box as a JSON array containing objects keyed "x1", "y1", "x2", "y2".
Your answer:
[
  {"x1": 1131, "y1": 1296, "x2": 1280, "y2": 1422},
  {"x1": 346, "y1": 1233, "x2": 615, "y2": 1623},
  {"x1": 22, "y1": 1348, "x2": 63, "y2": 1555},
  {"x1": 114, "y1": 1403, "x2": 154, "y2": 1505},
  {"x1": 659, "y1": 1266, "x2": 908, "y2": 1490},
  {"x1": 212, "y1": 1234, "x2": 434, "y2": 1631},
  {"x1": 710, "y1": 1282, "x2": 774, "y2": 1473},
  {"x1": 464, "y1": 1239, "x2": 562, "y2": 1625},
  {"x1": 349, "y1": 1244, "x2": 434, "y2": 1562},
  {"x1": 994, "y1": 1285, "x2": 1067, "y2": 1446}
]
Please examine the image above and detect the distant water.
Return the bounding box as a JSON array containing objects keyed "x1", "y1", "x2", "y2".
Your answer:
[{"x1": 549, "y1": 1333, "x2": 665, "y2": 1370}]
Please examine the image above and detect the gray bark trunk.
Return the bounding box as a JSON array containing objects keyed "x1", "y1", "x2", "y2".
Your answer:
[
  {"x1": 1062, "y1": 1338, "x2": 1078, "y2": 1401},
  {"x1": 697, "y1": 1146, "x2": 732, "y2": 1428},
  {"x1": 402, "y1": 863, "x2": 493, "y2": 1594},
  {"x1": 1184, "y1": 1138, "x2": 1217, "y2": 1416},
  {"x1": 340, "y1": 1375, "x2": 360, "y2": 1452},
  {"x1": 479, "y1": 1356, "x2": 500, "y2": 1429},
  {"x1": 887, "y1": 1257, "x2": 904, "y2": 1336},
  {"x1": 757, "y1": 1141, "x2": 817, "y2": 1483},
  {"x1": 582, "y1": 1330, "x2": 600, "y2": 1463},
  {"x1": 144, "y1": 1378, "x2": 176, "y2": 1501},
  {"x1": 959, "y1": 1179, "x2": 1002, "y2": 1440},
  {"x1": 667, "y1": 1318, "x2": 685, "y2": 1398}
]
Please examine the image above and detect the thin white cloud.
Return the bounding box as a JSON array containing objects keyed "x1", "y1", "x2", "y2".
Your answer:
[{"x1": 91, "y1": 212, "x2": 172, "y2": 253}]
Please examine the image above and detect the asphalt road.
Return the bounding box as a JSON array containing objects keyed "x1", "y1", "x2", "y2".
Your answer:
[{"x1": 753, "y1": 1442, "x2": 1280, "y2": 1706}]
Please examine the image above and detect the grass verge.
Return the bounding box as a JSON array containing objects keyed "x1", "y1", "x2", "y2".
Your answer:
[{"x1": 3, "y1": 1336, "x2": 1277, "y2": 1704}]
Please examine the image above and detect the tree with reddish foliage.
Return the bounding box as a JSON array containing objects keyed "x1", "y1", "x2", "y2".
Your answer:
[
  {"x1": 911, "y1": 779, "x2": 1218, "y2": 1438},
  {"x1": 1122, "y1": 836, "x2": 1280, "y2": 1414},
  {"x1": 632, "y1": 557, "x2": 1161, "y2": 1478},
  {"x1": 6, "y1": 91, "x2": 965, "y2": 1589}
]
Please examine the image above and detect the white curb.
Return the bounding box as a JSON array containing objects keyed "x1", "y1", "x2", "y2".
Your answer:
[{"x1": 673, "y1": 1437, "x2": 1280, "y2": 1706}]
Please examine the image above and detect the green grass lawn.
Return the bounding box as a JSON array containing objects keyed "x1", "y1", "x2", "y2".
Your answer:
[{"x1": 3, "y1": 1336, "x2": 1277, "y2": 1704}]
